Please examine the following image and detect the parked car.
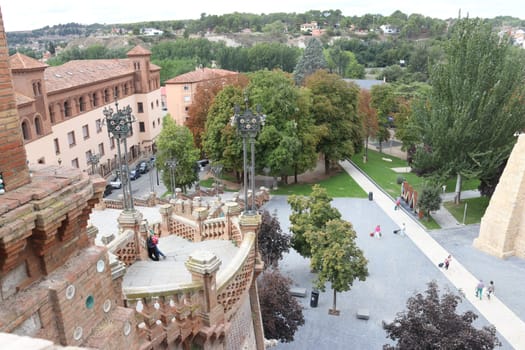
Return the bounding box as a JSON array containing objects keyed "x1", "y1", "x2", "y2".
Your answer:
[
  {"x1": 138, "y1": 161, "x2": 149, "y2": 174},
  {"x1": 197, "y1": 159, "x2": 209, "y2": 171},
  {"x1": 129, "y1": 169, "x2": 140, "y2": 180},
  {"x1": 103, "y1": 184, "x2": 113, "y2": 197},
  {"x1": 108, "y1": 175, "x2": 122, "y2": 189}
]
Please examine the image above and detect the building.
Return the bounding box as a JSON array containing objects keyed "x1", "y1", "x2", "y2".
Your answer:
[
  {"x1": 9, "y1": 44, "x2": 163, "y2": 177},
  {"x1": 165, "y1": 67, "x2": 239, "y2": 126}
]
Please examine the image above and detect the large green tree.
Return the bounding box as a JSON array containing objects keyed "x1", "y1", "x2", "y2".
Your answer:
[
  {"x1": 306, "y1": 70, "x2": 363, "y2": 174},
  {"x1": 156, "y1": 116, "x2": 200, "y2": 193},
  {"x1": 293, "y1": 38, "x2": 327, "y2": 86},
  {"x1": 307, "y1": 219, "x2": 368, "y2": 315},
  {"x1": 371, "y1": 84, "x2": 397, "y2": 153},
  {"x1": 288, "y1": 185, "x2": 341, "y2": 258},
  {"x1": 412, "y1": 18, "x2": 525, "y2": 203}
]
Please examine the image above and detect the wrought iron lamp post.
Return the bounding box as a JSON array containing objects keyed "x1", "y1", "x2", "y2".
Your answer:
[
  {"x1": 88, "y1": 152, "x2": 100, "y2": 175},
  {"x1": 165, "y1": 158, "x2": 178, "y2": 198},
  {"x1": 232, "y1": 99, "x2": 265, "y2": 214},
  {"x1": 103, "y1": 101, "x2": 136, "y2": 211}
]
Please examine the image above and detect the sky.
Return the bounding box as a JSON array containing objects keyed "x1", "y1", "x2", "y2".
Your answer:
[{"x1": 2, "y1": 0, "x2": 524, "y2": 32}]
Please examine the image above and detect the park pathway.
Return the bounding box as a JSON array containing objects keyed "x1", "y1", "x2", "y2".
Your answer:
[{"x1": 340, "y1": 159, "x2": 525, "y2": 349}]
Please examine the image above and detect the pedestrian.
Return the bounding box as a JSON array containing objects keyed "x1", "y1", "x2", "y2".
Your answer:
[
  {"x1": 475, "y1": 280, "x2": 485, "y2": 300},
  {"x1": 374, "y1": 224, "x2": 382, "y2": 239},
  {"x1": 444, "y1": 255, "x2": 452, "y2": 270},
  {"x1": 151, "y1": 231, "x2": 166, "y2": 259},
  {"x1": 394, "y1": 197, "x2": 401, "y2": 210},
  {"x1": 486, "y1": 280, "x2": 495, "y2": 300},
  {"x1": 147, "y1": 232, "x2": 159, "y2": 261},
  {"x1": 400, "y1": 223, "x2": 406, "y2": 237}
]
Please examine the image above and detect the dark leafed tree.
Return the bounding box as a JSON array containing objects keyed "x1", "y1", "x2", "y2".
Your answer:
[
  {"x1": 306, "y1": 70, "x2": 362, "y2": 174},
  {"x1": 288, "y1": 185, "x2": 341, "y2": 259},
  {"x1": 257, "y1": 269, "x2": 305, "y2": 343},
  {"x1": 383, "y1": 280, "x2": 501, "y2": 349},
  {"x1": 258, "y1": 210, "x2": 290, "y2": 269},
  {"x1": 307, "y1": 219, "x2": 368, "y2": 315},
  {"x1": 293, "y1": 38, "x2": 327, "y2": 86},
  {"x1": 412, "y1": 18, "x2": 525, "y2": 204},
  {"x1": 417, "y1": 183, "x2": 442, "y2": 220}
]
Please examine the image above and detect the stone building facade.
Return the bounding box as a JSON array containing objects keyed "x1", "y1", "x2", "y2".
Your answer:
[{"x1": 9, "y1": 39, "x2": 164, "y2": 176}]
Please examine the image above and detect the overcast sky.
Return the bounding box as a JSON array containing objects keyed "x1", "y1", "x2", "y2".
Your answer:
[{"x1": 2, "y1": 1, "x2": 523, "y2": 32}]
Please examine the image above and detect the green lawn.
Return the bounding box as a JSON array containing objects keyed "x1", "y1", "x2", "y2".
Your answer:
[
  {"x1": 443, "y1": 197, "x2": 490, "y2": 225},
  {"x1": 271, "y1": 171, "x2": 367, "y2": 198}
]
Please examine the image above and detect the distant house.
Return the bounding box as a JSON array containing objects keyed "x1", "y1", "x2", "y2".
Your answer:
[
  {"x1": 380, "y1": 24, "x2": 399, "y2": 34},
  {"x1": 142, "y1": 28, "x2": 163, "y2": 36},
  {"x1": 301, "y1": 22, "x2": 319, "y2": 33}
]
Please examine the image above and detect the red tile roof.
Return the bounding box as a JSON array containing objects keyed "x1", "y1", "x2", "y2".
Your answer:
[
  {"x1": 127, "y1": 45, "x2": 151, "y2": 56},
  {"x1": 9, "y1": 53, "x2": 48, "y2": 71},
  {"x1": 165, "y1": 68, "x2": 238, "y2": 84}
]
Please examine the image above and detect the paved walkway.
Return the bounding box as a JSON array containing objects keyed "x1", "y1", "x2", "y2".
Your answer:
[{"x1": 340, "y1": 160, "x2": 525, "y2": 349}]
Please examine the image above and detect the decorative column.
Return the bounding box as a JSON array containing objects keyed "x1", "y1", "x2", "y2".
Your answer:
[{"x1": 185, "y1": 251, "x2": 223, "y2": 327}]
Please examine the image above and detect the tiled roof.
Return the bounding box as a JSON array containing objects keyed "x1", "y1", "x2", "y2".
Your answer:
[
  {"x1": 165, "y1": 68, "x2": 238, "y2": 84},
  {"x1": 127, "y1": 45, "x2": 151, "y2": 56},
  {"x1": 44, "y1": 59, "x2": 134, "y2": 93},
  {"x1": 15, "y1": 92, "x2": 34, "y2": 105},
  {"x1": 9, "y1": 53, "x2": 48, "y2": 71}
]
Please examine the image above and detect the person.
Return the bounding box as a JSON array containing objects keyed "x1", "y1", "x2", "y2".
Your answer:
[
  {"x1": 487, "y1": 280, "x2": 495, "y2": 300},
  {"x1": 374, "y1": 224, "x2": 382, "y2": 239},
  {"x1": 146, "y1": 232, "x2": 159, "y2": 261},
  {"x1": 394, "y1": 197, "x2": 401, "y2": 210},
  {"x1": 476, "y1": 280, "x2": 485, "y2": 300},
  {"x1": 400, "y1": 223, "x2": 406, "y2": 237},
  {"x1": 444, "y1": 255, "x2": 452, "y2": 270},
  {"x1": 151, "y1": 232, "x2": 166, "y2": 259}
]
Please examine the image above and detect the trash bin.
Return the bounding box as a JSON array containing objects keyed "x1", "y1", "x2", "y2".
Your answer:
[
  {"x1": 368, "y1": 191, "x2": 373, "y2": 201},
  {"x1": 310, "y1": 289, "x2": 319, "y2": 308}
]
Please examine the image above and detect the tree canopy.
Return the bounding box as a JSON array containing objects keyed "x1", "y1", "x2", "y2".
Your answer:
[
  {"x1": 293, "y1": 38, "x2": 328, "y2": 86},
  {"x1": 383, "y1": 280, "x2": 501, "y2": 349},
  {"x1": 258, "y1": 210, "x2": 291, "y2": 269}
]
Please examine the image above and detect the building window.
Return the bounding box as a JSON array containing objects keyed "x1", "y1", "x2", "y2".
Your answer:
[
  {"x1": 151, "y1": 102, "x2": 154, "y2": 109},
  {"x1": 79, "y1": 96, "x2": 86, "y2": 112},
  {"x1": 157, "y1": 118, "x2": 160, "y2": 125},
  {"x1": 153, "y1": 121, "x2": 156, "y2": 128},
  {"x1": 139, "y1": 122, "x2": 145, "y2": 132},
  {"x1": 85, "y1": 150, "x2": 92, "y2": 165},
  {"x1": 184, "y1": 96, "x2": 191, "y2": 103},
  {"x1": 114, "y1": 86, "x2": 119, "y2": 99},
  {"x1": 21, "y1": 121, "x2": 30, "y2": 140},
  {"x1": 137, "y1": 102, "x2": 144, "y2": 113},
  {"x1": 98, "y1": 143, "x2": 105, "y2": 156},
  {"x1": 82, "y1": 124, "x2": 90, "y2": 140},
  {"x1": 104, "y1": 89, "x2": 110, "y2": 103},
  {"x1": 183, "y1": 85, "x2": 190, "y2": 91},
  {"x1": 96, "y1": 119, "x2": 102, "y2": 133},
  {"x1": 71, "y1": 158, "x2": 79, "y2": 168},
  {"x1": 156, "y1": 99, "x2": 159, "y2": 107},
  {"x1": 110, "y1": 137, "x2": 115, "y2": 150},
  {"x1": 34, "y1": 116, "x2": 42, "y2": 135},
  {"x1": 67, "y1": 131, "x2": 76, "y2": 147},
  {"x1": 49, "y1": 105, "x2": 55, "y2": 124},
  {"x1": 54, "y1": 138, "x2": 60, "y2": 154},
  {"x1": 64, "y1": 100, "x2": 72, "y2": 117},
  {"x1": 185, "y1": 106, "x2": 189, "y2": 111},
  {"x1": 124, "y1": 83, "x2": 129, "y2": 95},
  {"x1": 92, "y1": 92, "x2": 99, "y2": 107}
]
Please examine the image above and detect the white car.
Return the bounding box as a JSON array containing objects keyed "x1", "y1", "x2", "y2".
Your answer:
[{"x1": 108, "y1": 176, "x2": 122, "y2": 189}]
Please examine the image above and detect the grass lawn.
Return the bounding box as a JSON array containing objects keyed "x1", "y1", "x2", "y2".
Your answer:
[
  {"x1": 443, "y1": 197, "x2": 490, "y2": 225},
  {"x1": 271, "y1": 171, "x2": 367, "y2": 198}
]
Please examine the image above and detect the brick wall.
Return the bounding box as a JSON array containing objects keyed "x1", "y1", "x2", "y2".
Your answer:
[{"x1": 0, "y1": 8, "x2": 30, "y2": 191}]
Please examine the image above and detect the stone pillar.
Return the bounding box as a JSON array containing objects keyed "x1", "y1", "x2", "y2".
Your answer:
[
  {"x1": 193, "y1": 207, "x2": 208, "y2": 242},
  {"x1": 117, "y1": 209, "x2": 144, "y2": 260},
  {"x1": 223, "y1": 202, "x2": 240, "y2": 240},
  {"x1": 474, "y1": 134, "x2": 525, "y2": 259},
  {"x1": 249, "y1": 280, "x2": 265, "y2": 350},
  {"x1": 0, "y1": 8, "x2": 31, "y2": 191},
  {"x1": 159, "y1": 204, "x2": 172, "y2": 236},
  {"x1": 185, "y1": 251, "x2": 224, "y2": 327}
]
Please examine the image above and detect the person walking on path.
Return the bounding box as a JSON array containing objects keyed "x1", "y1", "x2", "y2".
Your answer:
[
  {"x1": 151, "y1": 231, "x2": 166, "y2": 259},
  {"x1": 374, "y1": 224, "x2": 382, "y2": 239},
  {"x1": 476, "y1": 280, "x2": 485, "y2": 300},
  {"x1": 444, "y1": 255, "x2": 452, "y2": 270},
  {"x1": 393, "y1": 223, "x2": 406, "y2": 237},
  {"x1": 487, "y1": 281, "x2": 495, "y2": 300},
  {"x1": 147, "y1": 232, "x2": 159, "y2": 261},
  {"x1": 394, "y1": 197, "x2": 401, "y2": 210}
]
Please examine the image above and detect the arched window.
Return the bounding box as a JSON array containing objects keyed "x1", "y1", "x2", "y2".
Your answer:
[
  {"x1": 48, "y1": 104, "x2": 55, "y2": 124},
  {"x1": 34, "y1": 115, "x2": 42, "y2": 135},
  {"x1": 21, "y1": 120, "x2": 30, "y2": 140},
  {"x1": 64, "y1": 100, "x2": 71, "y2": 117},
  {"x1": 79, "y1": 96, "x2": 86, "y2": 112},
  {"x1": 92, "y1": 92, "x2": 99, "y2": 107}
]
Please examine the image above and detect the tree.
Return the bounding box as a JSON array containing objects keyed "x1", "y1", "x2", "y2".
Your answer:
[
  {"x1": 417, "y1": 183, "x2": 442, "y2": 220},
  {"x1": 288, "y1": 185, "x2": 341, "y2": 258},
  {"x1": 156, "y1": 116, "x2": 200, "y2": 193},
  {"x1": 383, "y1": 280, "x2": 501, "y2": 349},
  {"x1": 258, "y1": 210, "x2": 291, "y2": 269},
  {"x1": 293, "y1": 38, "x2": 327, "y2": 86},
  {"x1": 371, "y1": 84, "x2": 397, "y2": 153},
  {"x1": 412, "y1": 18, "x2": 525, "y2": 204},
  {"x1": 307, "y1": 219, "x2": 368, "y2": 315},
  {"x1": 306, "y1": 70, "x2": 363, "y2": 174},
  {"x1": 359, "y1": 89, "x2": 378, "y2": 162},
  {"x1": 257, "y1": 269, "x2": 305, "y2": 343}
]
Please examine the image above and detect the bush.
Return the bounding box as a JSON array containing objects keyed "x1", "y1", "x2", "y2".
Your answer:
[{"x1": 396, "y1": 176, "x2": 405, "y2": 185}]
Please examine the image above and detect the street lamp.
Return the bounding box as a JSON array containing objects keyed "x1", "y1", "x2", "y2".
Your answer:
[
  {"x1": 103, "y1": 101, "x2": 136, "y2": 211},
  {"x1": 88, "y1": 152, "x2": 100, "y2": 175},
  {"x1": 165, "y1": 158, "x2": 178, "y2": 198},
  {"x1": 231, "y1": 98, "x2": 265, "y2": 214}
]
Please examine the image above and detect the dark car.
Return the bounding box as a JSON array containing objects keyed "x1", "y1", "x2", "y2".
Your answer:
[
  {"x1": 103, "y1": 185, "x2": 113, "y2": 197},
  {"x1": 129, "y1": 169, "x2": 140, "y2": 180},
  {"x1": 138, "y1": 161, "x2": 149, "y2": 174}
]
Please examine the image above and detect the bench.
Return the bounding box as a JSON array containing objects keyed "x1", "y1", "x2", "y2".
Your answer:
[
  {"x1": 290, "y1": 287, "x2": 307, "y2": 298},
  {"x1": 356, "y1": 309, "x2": 370, "y2": 320}
]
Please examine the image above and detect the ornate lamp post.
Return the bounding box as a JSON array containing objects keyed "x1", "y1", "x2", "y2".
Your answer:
[
  {"x1": 88, "y1": 152, "x2": 100, "y2": 175},
  {"x1": 232, "y1": 99, "x2": 265, "y2": 214},
  {"x1": 103, "y1": 101, "x2": 136, "y2": 211},
  {"x1": 165, "y1": 158, "x2": 178, "y2": 198}
]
